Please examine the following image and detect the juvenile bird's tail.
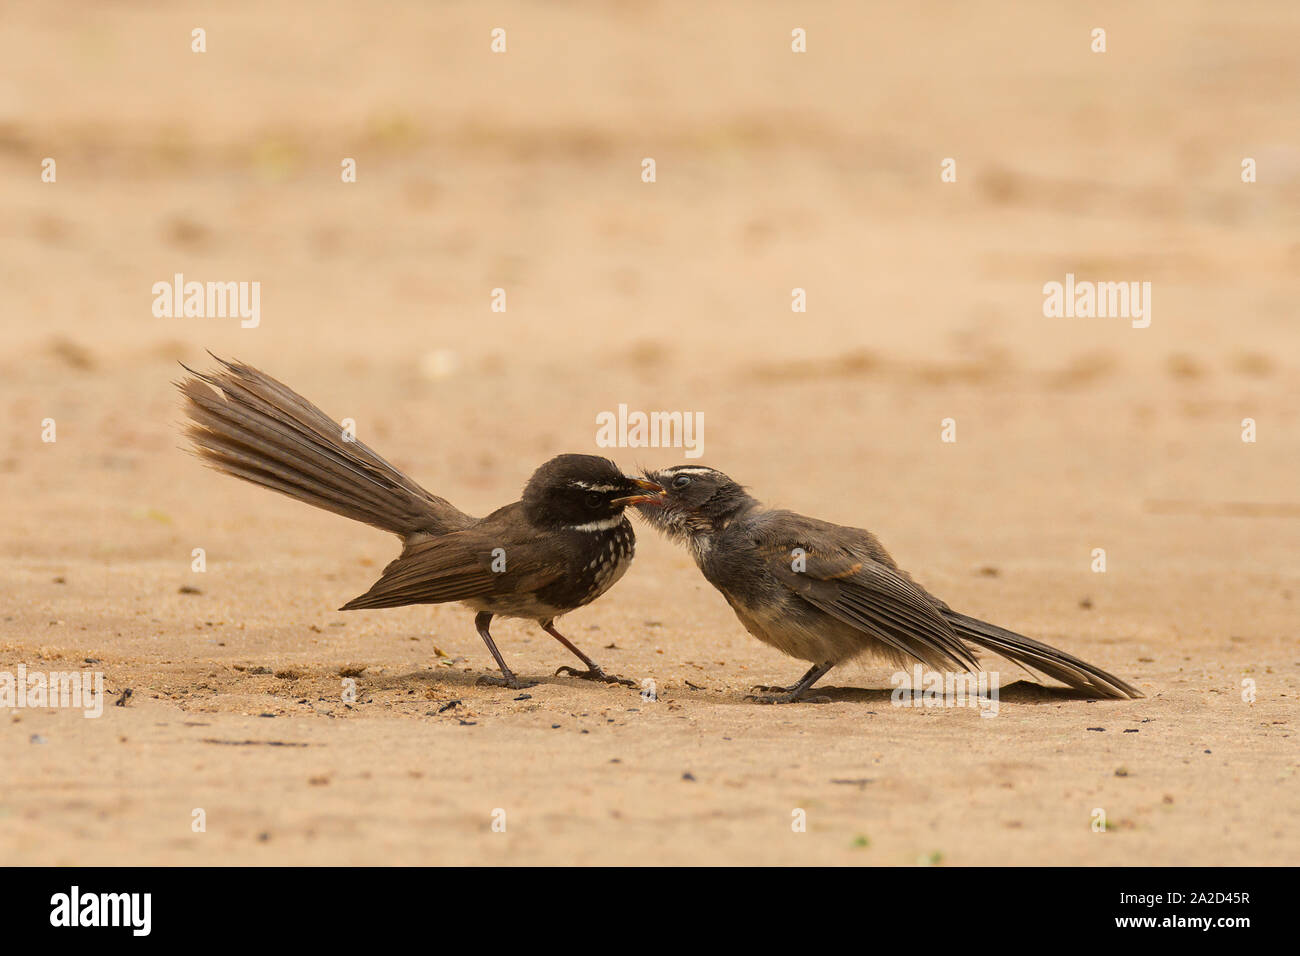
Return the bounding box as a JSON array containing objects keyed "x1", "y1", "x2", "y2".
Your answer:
[
  {"x1": 943, "y1": 610, "x2": 1143, "y2": 699},
  {"x1": 178, "y1": 355, "x2": 472, "y2": 537}
]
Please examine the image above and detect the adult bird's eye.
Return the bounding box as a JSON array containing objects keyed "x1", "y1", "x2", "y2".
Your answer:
[
  {"x1": 672, "y1": 475, "x2": 691, "y2": 489},
  {"x1": 584, "y1": 492, "x2": 603, "y2": 508}
]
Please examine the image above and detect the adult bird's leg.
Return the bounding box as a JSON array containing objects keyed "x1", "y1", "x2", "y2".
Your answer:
[
  {"x1": 544, "y1": 621, "x2": 637, "y2": 688},
  {"x1": 473, "y1": 612, "x2": 536, "y2": 689},
  {"x1": 747, "y1": 661, "x2": 835, "y2": 704}
]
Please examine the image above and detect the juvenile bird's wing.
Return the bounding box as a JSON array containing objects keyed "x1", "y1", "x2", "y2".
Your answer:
[
  {"x1": 752, "y1": 512, "x2": 1140, "y2": 699},
  {"x1": 755, "y1": 513, "x2": 980, "y2": 672},
  {"x1": 340, "y1": 508, "x2": 563, "y2": 610}
]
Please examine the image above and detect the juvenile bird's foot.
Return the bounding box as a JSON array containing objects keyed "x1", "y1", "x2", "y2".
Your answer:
[
  {"x1": 745, "y1": 691, "x2": 832, "y2": 705},
  {"x1": 555, "y1": 665, "x2": 638, "y2": 688},
  {"x1": 476, "y1": 673, "x2": 537, "y2": 690}
]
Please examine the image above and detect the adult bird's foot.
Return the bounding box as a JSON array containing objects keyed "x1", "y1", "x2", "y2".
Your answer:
[
  {"x1": 745, "y1": 691, "x2": 832, "y2": 705},
  {"x1": 476, "y1": 673, "x2": 537, "y2": 690},
  {"x1": 555, "y1": 665, "x2": 637, "y2": 688},
  {"x1": 751, "y1": 683, "x2": 795, "y2": 694}
]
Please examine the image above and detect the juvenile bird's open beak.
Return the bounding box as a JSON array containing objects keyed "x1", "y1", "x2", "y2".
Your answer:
[{"x1": 611, "y1": 477, "x2": 666, "y2": 507}]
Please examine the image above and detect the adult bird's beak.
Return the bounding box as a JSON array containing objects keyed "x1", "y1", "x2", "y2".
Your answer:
[{"x1": 611, "y1": 477, "x2": 666, "y2": 507}]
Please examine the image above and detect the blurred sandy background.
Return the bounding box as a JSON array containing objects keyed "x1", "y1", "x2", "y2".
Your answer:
[{"x1": 1, "y1": 1, "x2": 1297, "y2": 865}]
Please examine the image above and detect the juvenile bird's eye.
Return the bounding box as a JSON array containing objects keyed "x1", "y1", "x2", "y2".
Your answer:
[
  {"x1": 672, "y1": 475, "x2": 691, "y2": 488},
  {"x1": 584, "y1": 492, "x2": 603, "y2": 507}
]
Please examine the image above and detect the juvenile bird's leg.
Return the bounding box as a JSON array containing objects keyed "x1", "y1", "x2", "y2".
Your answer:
[
  {"x1": 545, "y1": 621, "x2": 637, "y2": 687},
  {"x1": 474, "y1": 612, "x2": 536, "y2": 689},
  {"x1": 747, "y1": 661, "x2": 835, "y2": 704},
  {"x1": 752, "y1": 662, "x2": 825, "y2": 694}
]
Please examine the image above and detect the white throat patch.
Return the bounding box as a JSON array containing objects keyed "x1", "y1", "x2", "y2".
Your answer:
[{"x1": 568, "y1": 515, "x2": 623, "y2": 532}]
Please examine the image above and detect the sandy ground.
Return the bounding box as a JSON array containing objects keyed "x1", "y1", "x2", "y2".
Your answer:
[{"x1": 1, "y1": 1, "x2": 1298, "y2": 865}]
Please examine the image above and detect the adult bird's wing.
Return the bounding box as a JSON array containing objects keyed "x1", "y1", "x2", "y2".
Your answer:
[
  {"x1": 340, "y1": 516, "x2": 564, "y2": 610},
  {"x1": 757, "y1": 515, "x2": 980, "y2": 672}
]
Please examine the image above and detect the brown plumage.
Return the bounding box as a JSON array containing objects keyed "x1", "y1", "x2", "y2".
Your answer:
[
  {"x1": 635, "y1": 464, "x2": 1143, "y2": 703},
  {"x1": 178, "y1": 356, "x2": 664, "y2": 689}
]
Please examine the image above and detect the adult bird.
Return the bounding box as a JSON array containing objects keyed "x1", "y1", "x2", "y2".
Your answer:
[{"x1": 179, "y1": 356, "x2": 664, "y2": 689}]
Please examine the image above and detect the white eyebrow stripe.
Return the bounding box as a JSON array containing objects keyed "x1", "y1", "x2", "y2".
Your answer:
[
  {"x1": 569, "y1": 481, "x2": 619, "y2": 492},
  {"x1": 568, "y1": 515, "x2": 624, "y2": 532},
  {"x1": 661, "y1": 467, "x2": 718, "y2": 476}
]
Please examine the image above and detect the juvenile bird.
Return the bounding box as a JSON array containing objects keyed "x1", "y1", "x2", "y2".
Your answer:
[
  {"x1": 178, "y1": 357, "x2": 664, "y2": 689},
  {"x1": 634, "y1": 465, "x2": 1141, "y2": 703}
]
